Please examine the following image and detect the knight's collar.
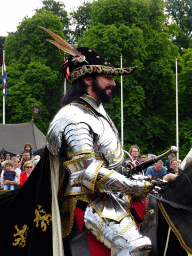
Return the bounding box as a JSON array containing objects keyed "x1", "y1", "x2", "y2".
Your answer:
[
  {"x1": 79, "y1": 94, "x2": 115, "y2": 131},
  {"x1": 80, "y1": 94, "x2": 111, "y2": 120},
  {"x1": 80, "y1": 94, "x2": 102, "y2": 109}
]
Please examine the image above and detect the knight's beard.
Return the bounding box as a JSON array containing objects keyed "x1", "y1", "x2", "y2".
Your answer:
[{"x1": 92, "y1": 79, "x2": 112, "y2": 103}]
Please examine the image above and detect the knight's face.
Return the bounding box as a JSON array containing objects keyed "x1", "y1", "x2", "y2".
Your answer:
[{"x1": 92, "y1": 74, "x2": 116, "y2": 103}]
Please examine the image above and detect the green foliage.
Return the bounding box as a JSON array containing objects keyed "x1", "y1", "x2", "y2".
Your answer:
[
  {"x1": 90, "y1": 0, "x2": 166, "y2": 32},
  {"x1": 4, "y1": 11, "x2": 64, "y2": 71},
  {"x1": 178, "y1": 49, "x2": 192, "y2": 119},
  {"x1": 79, "y1": 22, "x2": 145, "y2": 66},
  {"x1": 1, "y1": 11, "x2": 65, "y2": 134},
  {"x1": 166, "y1": 0, "x2": 192, "y2": 50},
  {"x1": 166, "y1": 0, "x2": 192, "y2": 30},
  {"x1": 70, "y1": 1, "x2": 92, "y2": 44},
  {"x1": 177, "y1": 49, "x2": 192, "y2": 158},
  {"x1": 35, "y1": 0, "x2": 70, "y2": 37}
]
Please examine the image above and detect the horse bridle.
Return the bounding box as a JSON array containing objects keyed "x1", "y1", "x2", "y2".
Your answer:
[{"x1": 149, "y1": 193, "x2": 192, "y2": 212}]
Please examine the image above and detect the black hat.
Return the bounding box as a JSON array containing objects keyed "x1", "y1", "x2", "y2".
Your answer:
[{"x1": 39, "y1": 27, "x2": 137, "y2": 83}]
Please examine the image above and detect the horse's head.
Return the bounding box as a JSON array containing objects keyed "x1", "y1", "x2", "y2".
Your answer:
[{"x1": 160, "y1": 162, "x2": 192, "y2": 207}]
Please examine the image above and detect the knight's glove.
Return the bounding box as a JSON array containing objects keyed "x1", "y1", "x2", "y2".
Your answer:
[
  {"x1": 131, "y1": 174, "x2": 152, "y2": 181},
  {"x1": 96, "y1": 168, "x2": 153, "y2": 200}
]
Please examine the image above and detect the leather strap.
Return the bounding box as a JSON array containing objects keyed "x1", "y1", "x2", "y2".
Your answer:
[{"x1": 149, "y1": 194, "x2": 192, "y2": 211}]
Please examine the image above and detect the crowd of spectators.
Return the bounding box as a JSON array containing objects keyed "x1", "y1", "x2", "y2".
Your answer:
[
  {"x1": 0, "y1": 143, "x2": 191, "y2": 191},
  {"x1": 127, "y1": 145, "x2": 191, "y2": 182},
  {"x1": 0, "y1": 143, "x2": 40, "y2": 191}
]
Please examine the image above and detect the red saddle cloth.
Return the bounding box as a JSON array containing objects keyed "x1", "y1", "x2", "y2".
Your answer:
[
  {"x1": 75, "y1": 207, "x2": 111, "y2": 256},
  {"x1": 74, "y1": 198, "x2": 146, "y2": 256}
]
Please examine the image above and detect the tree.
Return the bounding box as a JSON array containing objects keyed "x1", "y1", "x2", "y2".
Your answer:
[
  {"x1": 177, "y1": 49, "x2": 192, "y2": 159},
  {"x1": 79, "y1": 0, "x2": 179, "y2": 155},
  {"x1": 4, "y1": 62, "x2": 58, "y2": 133},
  {"x1": 0, "y1": 36, "x2": 6, "y2": 64},
  {"x1": 166, "y1": 0, "x2": 192, "y2": 50},
  {"x1": 4, "y1": 11, "x2": 65, "y2": 71},
  {"x1": 35, "y1": 0, "x2": 70, "y2": 37},
  {"x1": 69, "y1": 1, "x2": 92, "y2": 44},
  {"x1": 1, "y1": 11, "x2": 65, "y2": 134}
]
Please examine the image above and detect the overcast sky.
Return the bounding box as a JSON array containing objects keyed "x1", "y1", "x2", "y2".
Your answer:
[{"x1": 0, "y1": 0, "x2": 86, "y2": 37}]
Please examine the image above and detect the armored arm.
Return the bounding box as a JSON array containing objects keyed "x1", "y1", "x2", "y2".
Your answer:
[
  {"x1": 96, "y1": 168, "x2": 153, "y2": 199},
  {"x1": 65, "y1": 156, "x2": 153, "y2": 199}
]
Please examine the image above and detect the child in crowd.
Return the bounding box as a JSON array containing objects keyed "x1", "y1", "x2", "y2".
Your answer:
[
  {"x1": 5, "y1": 154, "x2": 11, "y2": 160},
  {"x1": 2, "y1": 160, "x2": 20, "y2": 190},
  {"x1": 23, "y1": 143, "x2": 34, "y2": 160}
]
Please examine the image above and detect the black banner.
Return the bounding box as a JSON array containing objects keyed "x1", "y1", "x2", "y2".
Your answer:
[
  {"x1": 0, "y1": 147, "x2": 53, "y2": 255},
  {"x1": 32, "y1": 106, "x2": 41, "y2": 115}
]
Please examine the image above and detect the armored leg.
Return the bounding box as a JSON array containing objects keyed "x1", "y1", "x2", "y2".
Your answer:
[{"x1": 84, "y1": 205, "x2": 152, "y2": 256}]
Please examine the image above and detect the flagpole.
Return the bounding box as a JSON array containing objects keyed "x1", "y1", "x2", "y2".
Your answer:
[
  {"x1": 64, "y1": 53, "x2": 66, "y2": 95},
  {"x1": 2, "y1": 51, "x2": 6, "y2": 124},
  {"x1": 176, "y1": 59, "x2": 179, "y2": 160},
  {"x1": 3, "y1": 96, "x2": 5, "y2": 124},
  {"x1": 120, "y1": 55, "x2": 123, "y2": 148}
]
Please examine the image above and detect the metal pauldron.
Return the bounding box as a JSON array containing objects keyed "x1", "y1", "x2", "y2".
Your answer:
[{"x1": 46, "y1": 104, "x2": 96, "y2": 156}]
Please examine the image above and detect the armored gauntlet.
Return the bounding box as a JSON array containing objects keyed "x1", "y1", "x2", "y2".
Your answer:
[{"x1": 96, "y1": 167, "x2": 153, "y2": 200}]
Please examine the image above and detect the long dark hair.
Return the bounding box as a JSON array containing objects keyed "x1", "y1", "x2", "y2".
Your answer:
[{"x1": 61, "y1": 78, "x2": 87, "y2": 106}]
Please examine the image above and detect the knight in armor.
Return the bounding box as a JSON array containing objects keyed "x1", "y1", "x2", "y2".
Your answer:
[{"x1": 41, "y1": 27, "x2": 154, "y2": 256}]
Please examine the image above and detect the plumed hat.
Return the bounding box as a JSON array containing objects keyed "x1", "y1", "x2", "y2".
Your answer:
[{"x1": 39, "y1": 26, "x2": 137, "y2": 83}]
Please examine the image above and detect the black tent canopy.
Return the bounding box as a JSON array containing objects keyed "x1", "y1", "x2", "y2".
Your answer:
[{"x1": 0, "y1": 121, "x2": 46, "y2": 157}]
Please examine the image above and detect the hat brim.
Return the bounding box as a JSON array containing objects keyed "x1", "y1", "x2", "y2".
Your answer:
[{"x1": 69, "y1": 65, "x2": 137, "y2": 82}]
